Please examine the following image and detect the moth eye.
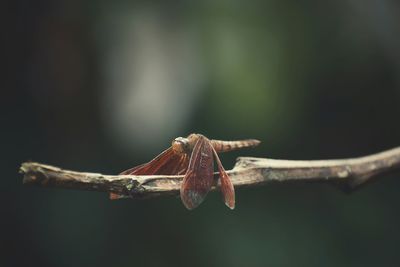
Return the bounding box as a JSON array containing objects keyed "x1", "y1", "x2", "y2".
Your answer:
[
  {"x1": 172, "y1": 140, "x2": 185, "y2": 154},
  {"x1": 182, "y1": 141, "x2": 189, "y2": 149}
]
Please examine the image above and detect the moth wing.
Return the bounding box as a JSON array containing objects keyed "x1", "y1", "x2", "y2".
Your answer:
[
  {"x1": 212, "y1": 148, "x2": 235, "y2": 209},
  {"x1": 112, "y1": 148, "x2": 189, "y2": 199},
  {"x1": 180, "y1": 137, "x2": 214, "y2": 210},
  {"x1": 120, "y1": 147, "x2": 189, "y2": 175}
]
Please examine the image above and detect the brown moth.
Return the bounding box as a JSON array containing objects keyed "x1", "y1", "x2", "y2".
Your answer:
[{"x1": 116, "y1": 133, "x2": 260, "y2": 209}]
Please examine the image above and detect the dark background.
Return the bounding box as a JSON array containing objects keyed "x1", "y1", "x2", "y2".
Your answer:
[{"x1": 4, "y1": 1, "x2": 400, "y2": 266}]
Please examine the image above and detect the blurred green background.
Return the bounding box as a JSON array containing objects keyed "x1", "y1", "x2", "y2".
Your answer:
[{"x1": 4, "y1": 0, "x2": 400, "y2": 266}]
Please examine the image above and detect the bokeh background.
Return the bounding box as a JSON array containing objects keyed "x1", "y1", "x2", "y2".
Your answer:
[{"x1": 4, "y1": 0, "x2": 400, "y2": 266}]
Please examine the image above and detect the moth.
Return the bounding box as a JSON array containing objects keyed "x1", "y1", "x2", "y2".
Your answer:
[{"x1": 115, "y1": 133, "x2": 260, "y2": 210}]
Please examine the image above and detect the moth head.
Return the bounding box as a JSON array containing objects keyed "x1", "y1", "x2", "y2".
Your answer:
[{"x1": 172, "y1": 137, "x2": 190, "y2": 154}]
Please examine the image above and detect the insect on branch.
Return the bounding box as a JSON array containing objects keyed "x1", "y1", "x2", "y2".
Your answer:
[{"x1": 20, "y1": 146, "x2": 400, "y2": 199}]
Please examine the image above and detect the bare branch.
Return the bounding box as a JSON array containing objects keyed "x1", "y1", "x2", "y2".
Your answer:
[{"x1": 20, "y1": 147, "x2": 400, "y2": 199}]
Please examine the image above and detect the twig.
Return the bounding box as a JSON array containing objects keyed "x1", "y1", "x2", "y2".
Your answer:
[{"x1": 20, "y1": 147, "x2": 400, "y2": 199}]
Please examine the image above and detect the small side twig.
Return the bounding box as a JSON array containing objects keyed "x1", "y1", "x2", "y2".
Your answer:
[{"x1": 20, "y1": 147, "x2": 400, "y2": 199}]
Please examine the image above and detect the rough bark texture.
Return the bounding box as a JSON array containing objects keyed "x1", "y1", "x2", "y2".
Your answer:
[{"x1": 20, "y1": 147, "x2": 400, "y2": 199}]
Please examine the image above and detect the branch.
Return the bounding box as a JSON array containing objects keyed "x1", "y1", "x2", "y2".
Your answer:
[{"x1": 20, "y1": 147, "x2": 400, "y2": 199}]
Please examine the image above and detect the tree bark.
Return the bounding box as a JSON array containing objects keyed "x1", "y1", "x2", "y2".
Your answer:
[{"x1": 20, "y1": 147, "x2": 400, "y2": 199}]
